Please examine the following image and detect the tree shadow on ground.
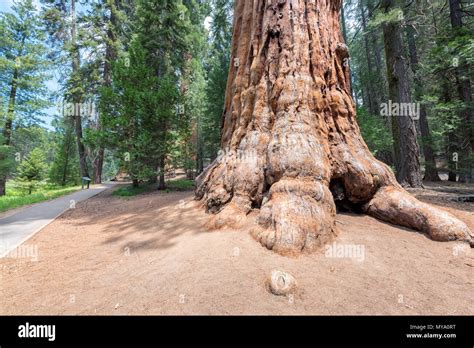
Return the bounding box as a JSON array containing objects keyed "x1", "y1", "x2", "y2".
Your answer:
[{"x1": 62, "y1": 189, "x2": 210, "y2": 253}]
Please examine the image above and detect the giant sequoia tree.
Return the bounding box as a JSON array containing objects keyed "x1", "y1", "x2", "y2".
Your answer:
[{"x1": 196, "y1": 0, "x2": 473, "y2": 256}]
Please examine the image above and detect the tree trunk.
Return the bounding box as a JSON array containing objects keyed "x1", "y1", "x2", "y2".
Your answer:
[
  {"x1": 382, "y1": 0, "x2": 422, "y2": 187},
  {"x1": 93, "y1": 148, "x2": 104, "y2": 183},
  {"x1": 0, "y1": 67, "x2": 19, "y2": 196},
  {"x1": 449, "y1": 0, "x2": 473, "y2": 183},
  {"x1": 62, "y1": 138, "x2": 70, "y2": 186},
  {"x1": 406, "y1": 24, "x2": 440, "y2": 182},
  {"x1": 71, "y1": 0, "x2": 89, "y2": 179},
  {"x1": 418, "y1": 107, "x2": 440, "y2": 181},
  {"x1": 442, "y1": 81, "x2": 458, "y2": 182},
  {"x1": 93, "y1": 0, "x2": 119, "y2": 184},
  {"x1": 158, "y1": 155, "x2": 166, "y2": 190},
  {"x1": 0, "y1": 177, "x2": 5, "y2": 195},
  {"x1": 195, "y1": 0, "x2": 472, "y2": 256}
]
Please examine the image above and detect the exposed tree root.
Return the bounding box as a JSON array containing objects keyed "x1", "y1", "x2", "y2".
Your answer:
[{"x1": 364, "y1": 186, "x2": 473, "y2": 245}]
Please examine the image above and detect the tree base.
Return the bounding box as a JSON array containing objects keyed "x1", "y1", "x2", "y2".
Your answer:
[{"x1": 197, "y1": 164, "x2": 473, "y2": 256}]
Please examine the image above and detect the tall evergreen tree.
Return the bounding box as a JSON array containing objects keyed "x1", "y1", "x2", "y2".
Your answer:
[
  {"x1": 0, "y1": 0, "x2": 51, "y2": 195},
  {"x1": 204, "y1": 0, "x2": 233, "y2": 161},
  {"x1": 41, "y1": 0, "x2": 90, "y2": 179}
]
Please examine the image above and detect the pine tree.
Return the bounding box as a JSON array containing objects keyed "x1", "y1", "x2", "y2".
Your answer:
[
  {"x1": 203, "y1": 0, "x2": 233, "y2": 162},
  {"x1": 131, "y1": 0, "x2": 192, "y2": 189},
  {"x1": 0, "y1": 0, "x2": 51, "y2": 195},
  {"x1": 49, "y1": 116, "x2": 79, "y2": 186},
  {"x1": 16, "y1": 147, "x2": 47, "y2": 194},
  {"x1": 100, "y1": 40, "x2": 158, "y2": 187},
  {"x1": 41, "y1": 0, "x2": 89, "y2": 179}
]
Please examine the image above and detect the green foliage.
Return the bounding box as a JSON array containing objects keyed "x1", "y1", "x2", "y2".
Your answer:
[
  {"x1": 101, "y1": 40, "x2": 161, "y2": 183},
  {"x1": 100, "y1": 0, "x2": 198, "y2": 185},
  {"x1": 48, "y1": 117, "x2": 80, "y2": 185},
  {"x1": 165, "y1": 178, "x2": 194, "y2": 192},
  {"x1": 112, "y1": 184, "x2": 154, "y2": 197},
  {"x1": 203, "y1": 0, "x2": 233, "y2": 160},
  {"x1": 0, "y1": 0, "x2": 51, "y2": 127},
  {"x1": 369, "y1": 8, "x2": 404, "y2": 29},
  {"x1": 113, "y1": 178, "x2": 194, "y2": 197},
  {"x1": 0, "y1": 133, "x2": 14, "y2": 179},
  {"x1": 15, "y1": 147, "x2": 48, "y2": 194},
  {"x1": 357, "y1": 107, "x2": 393, "y2": 157},
  {"x1": 0, "y1": 182, "x2": 79, "y2": 213}
]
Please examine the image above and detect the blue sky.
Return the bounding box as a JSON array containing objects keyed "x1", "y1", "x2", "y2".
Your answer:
[{"x1": 0, "y1": 0, "x2": 40, "y2": 12}]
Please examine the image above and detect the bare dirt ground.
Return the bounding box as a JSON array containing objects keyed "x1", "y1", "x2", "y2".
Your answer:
[{"x1": 1, "y1": 182, "x2": 473, "y2": 315}]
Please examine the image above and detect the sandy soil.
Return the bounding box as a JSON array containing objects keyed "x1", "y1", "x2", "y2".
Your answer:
[{"x1": 1, "y1": 183, "x2": 473, "y2": 315}]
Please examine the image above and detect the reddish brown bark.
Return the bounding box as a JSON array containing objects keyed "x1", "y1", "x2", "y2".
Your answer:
[{"x1": 196, "y1": 0, "x2": 473, "y2": 256}]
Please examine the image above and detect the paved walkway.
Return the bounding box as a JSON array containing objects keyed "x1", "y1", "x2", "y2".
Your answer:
[{"x1": 0, "y1": 183, "x2": 115, "y2": 258}]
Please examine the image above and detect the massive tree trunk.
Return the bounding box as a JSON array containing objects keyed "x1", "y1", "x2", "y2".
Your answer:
[
  {"x1": 196, "y1": 0, "x2": 473, "y2": 256},
  {"x1": 382, "y1": 0, "x2": 422, "y2": 188}
]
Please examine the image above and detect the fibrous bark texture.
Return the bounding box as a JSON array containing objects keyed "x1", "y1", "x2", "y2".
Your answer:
[
  {"x1": 382, "y1": 0, "x2": 422, "y2": 188},
  {"x1": 196, "y1": 0, "x2": 473, "y2": 256}
]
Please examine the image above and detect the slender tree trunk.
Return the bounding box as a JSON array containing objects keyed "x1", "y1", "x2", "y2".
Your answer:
[
  {"x1": 406, "y1": 24, "x2": 440, "y2": 181},
  {"x1": 158, "y1": 155, "x2": 166, "y2": 190},
  {"x1": 93, "y1": 148, "x2": 104, "y2": 183},
  {"x1": 381, "y1": 0, "x2": 422, "y2": 187},
  {"x1": 0, "y1": 66, "x2": 19, "y2": 196},
  {"x1": 62, "y1": 139, "x2": 71, "y2": 186},
  {"x1": 93, "y1": 0, "x2": 119, "y2": 184},
  {"x1": 196, "y1": 140, "x2": 204, "y2": 175},
  {"x1": 441, "y1": 81, "x2": 458, "y2": 181},
  {"x1": 449, "y1": 0, "x2": 473, "y2": 182},
  {"x1": 196, "y1": 0, "x2": 472, "y2": 255},
  {"x1": 71, "y1": 0, "x2": 89, "y2": 179}
]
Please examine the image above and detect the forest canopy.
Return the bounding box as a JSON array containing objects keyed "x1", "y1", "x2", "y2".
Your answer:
[{"x1": 0, "y1": 0, "x2": 472, "y2": 197}]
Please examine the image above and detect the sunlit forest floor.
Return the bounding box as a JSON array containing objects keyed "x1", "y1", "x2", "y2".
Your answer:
[{"x1": 1, "y1": 182, "x2": 472, "y2": 315}]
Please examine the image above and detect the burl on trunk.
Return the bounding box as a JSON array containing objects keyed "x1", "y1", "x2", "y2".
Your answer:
[{"x1": 196, "y1": 0, "x2": 473, "y2": 256}]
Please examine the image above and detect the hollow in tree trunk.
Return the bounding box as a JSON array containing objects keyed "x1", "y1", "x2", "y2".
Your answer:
[{"x1": 196, "y1": 0, "x2": 473, "y2": 256}]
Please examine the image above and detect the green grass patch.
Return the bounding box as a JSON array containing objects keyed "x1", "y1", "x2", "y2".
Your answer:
[
  {"x1": 165, "y1": 179, "x2": 195, "y2": 192},
  {"x1": 112, "y1": 184, "x2": 154, "y2": 197},
  {"x1": 0, "y1": 183, "x2": 81, "y2": 213},
  {"x1": 113, "y1": 179, "x2": 195, "y2": 198}
]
